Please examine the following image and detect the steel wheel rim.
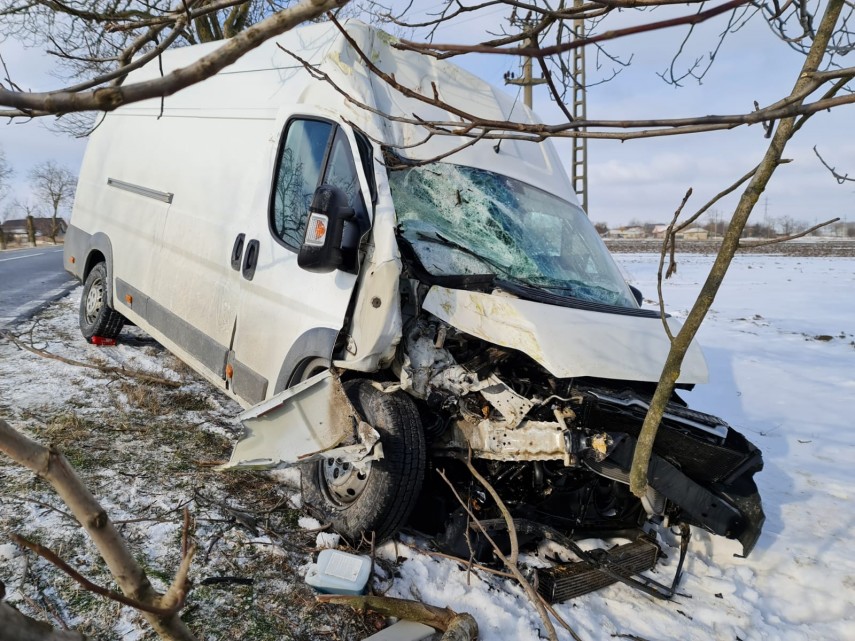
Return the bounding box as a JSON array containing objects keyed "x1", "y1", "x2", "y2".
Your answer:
[
  {"x1": 320, "y1": 456, "x2": 372, "y2": 505},
  {"x1": 85, "y1": 277, "x2": 104, "y2": 325}
]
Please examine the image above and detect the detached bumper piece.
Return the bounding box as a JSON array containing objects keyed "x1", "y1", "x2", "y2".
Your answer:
[{"x1": 536, "y1": 536, "x2": 661, "y2": 603}]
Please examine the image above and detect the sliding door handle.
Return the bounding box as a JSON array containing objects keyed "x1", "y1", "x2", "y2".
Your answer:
[{"x1": 242, "y1": 239, "x2": 260, "y2": 281}]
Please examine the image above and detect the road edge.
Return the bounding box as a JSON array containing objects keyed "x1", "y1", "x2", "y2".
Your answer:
[{"x1": 0, "y1": 281, "x2": 79, "y2": 330}]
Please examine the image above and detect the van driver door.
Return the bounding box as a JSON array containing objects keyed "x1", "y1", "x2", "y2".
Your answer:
[{"x1": 227, "y1": 115, "x2": 373, "y2": 406}]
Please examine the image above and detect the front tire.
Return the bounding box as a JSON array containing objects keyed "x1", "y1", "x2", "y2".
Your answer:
[
  {"x1": 301, "y1": 380, "x2": 426, "y2": 545},
  {"x1": 79, "y1": 262, "x2": 125, "y2": 341}
]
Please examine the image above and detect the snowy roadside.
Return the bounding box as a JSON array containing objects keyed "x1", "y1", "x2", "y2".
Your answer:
[{"x1": 1, "y1": 252, "x2": 853, "y2": 640}]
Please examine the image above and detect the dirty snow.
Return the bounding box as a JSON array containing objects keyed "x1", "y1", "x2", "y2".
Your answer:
[{"x1": 1, "y1": 252, "x2": 853, "y2": 640}]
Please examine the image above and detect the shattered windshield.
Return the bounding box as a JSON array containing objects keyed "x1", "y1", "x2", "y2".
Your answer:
[{"x1": 389, "y1": 162, "x2": 637, "y2": 308}]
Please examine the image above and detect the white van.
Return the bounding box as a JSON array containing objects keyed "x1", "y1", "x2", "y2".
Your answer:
[{"x1": 65, "y1": 20, "x2": 763, "y2": 574}]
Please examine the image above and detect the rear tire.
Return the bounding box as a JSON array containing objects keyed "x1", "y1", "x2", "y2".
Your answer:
[
  {"x1": 301, "y1": 379, "x2": 426, "y2": 545},
  {"x1": 79, "y1": 262, "x2": 125, "y2": 341}
]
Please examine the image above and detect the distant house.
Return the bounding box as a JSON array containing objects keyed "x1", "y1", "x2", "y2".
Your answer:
[
  {"x1": 607, "y1": 226, "x2": 646, "y2": 239},
  {"x1": 651, "y1": 224, "x2": 670, "y2": 239},
  {"x1": 675, "y1": 226, "x2": 709, "y2": 241},
  {"x1": 1, "y1": 217, "x2": 68, "y2": 244}
]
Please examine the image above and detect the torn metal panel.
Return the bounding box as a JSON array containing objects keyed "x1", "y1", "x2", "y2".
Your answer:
[
  {"x1": 218, "y1": 370, "x2": 361, "y2": 471},
  {"x1": 477, "y1": 374, "x2": 534, "y2": 428}
]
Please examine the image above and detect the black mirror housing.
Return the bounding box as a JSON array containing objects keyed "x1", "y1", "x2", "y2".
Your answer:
[
  {"x1": 629, "y1": 285, "x2": 644, "y2": 306},
  {"x1": 298, "y1": 185, "x2": 355, "y2": 273}
]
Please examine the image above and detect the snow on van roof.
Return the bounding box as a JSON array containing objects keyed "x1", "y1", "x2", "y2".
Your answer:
[{"x1": 120, "y1": 20, "x2": 577, "y2": 203}]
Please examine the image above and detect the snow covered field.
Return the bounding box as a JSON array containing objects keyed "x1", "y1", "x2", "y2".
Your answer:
[{"x1": 1, "y1": 252, "x2": 853, "y2": 640}]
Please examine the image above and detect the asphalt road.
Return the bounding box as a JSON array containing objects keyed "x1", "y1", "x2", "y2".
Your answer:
[{"x1": 0, "y1": 246, "x2": 77, "y2": 329}]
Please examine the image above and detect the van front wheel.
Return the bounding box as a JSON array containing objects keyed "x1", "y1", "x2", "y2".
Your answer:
[
  {"x1": 301, "y1": 380, "x2": 425, "y2": 545},
  {"x1": 79, "y1": 262, "x2": 125, "y2": 341}
]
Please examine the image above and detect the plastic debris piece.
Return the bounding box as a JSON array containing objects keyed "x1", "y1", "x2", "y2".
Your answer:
[
  {"x1": 305, "y1": 549, "x2": 371, "y2": 595},
  {"x1": 90, "y1": 336, "x2": 116, "y2": 346}
]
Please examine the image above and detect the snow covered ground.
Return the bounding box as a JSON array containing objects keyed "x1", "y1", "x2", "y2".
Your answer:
[
  {"x1": 1, "y1": 252, "x2": 853, "y2": 640},
  {"x1": 381, "y1": 252, "x2": 855, "y2": 641}
]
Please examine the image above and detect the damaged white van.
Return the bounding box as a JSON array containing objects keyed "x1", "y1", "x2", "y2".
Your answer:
[{"x1": 65, "y1": 20, "x2": 763, "y2": 595}]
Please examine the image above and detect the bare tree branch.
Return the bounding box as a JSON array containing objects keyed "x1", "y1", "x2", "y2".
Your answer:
[
  {"x1": 0, "y1": 418, "x2": 197, "y2": 639},
  {"x1": 629, "y1": 0, "x2": 847, "y2": 498},
  {"x1": 0, "y1": 0, "x2": 349, "y2": 116},
  {"x1": 397, "y1": 0, "x2": 752, "y2": 58},
  {"x1": 11, "y1": 534, "x2": 190, "y2": 617}
]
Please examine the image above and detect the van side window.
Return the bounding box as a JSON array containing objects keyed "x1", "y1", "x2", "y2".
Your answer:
[
  {"x1": 271, "y1": 119, "x2": 334, "y2": 249},
  {"x1": 271, "y1": 119, "x2": 370, "y2": 252}
]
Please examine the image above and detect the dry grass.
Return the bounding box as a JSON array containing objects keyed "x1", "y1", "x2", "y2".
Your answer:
[{"x1": 0, "y1": 313, "x2": 387, "y2": 641}]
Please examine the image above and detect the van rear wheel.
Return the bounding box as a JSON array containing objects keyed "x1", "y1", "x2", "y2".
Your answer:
[
  {"x1": 79, "y1": 262, "x2": 125, "y2": 341},
  {"x1": 301, "y1": 379, "x2": 426, "y2": 545}
]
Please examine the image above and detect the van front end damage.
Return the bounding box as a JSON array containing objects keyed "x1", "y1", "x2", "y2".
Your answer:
[
  {"x1": 395, "y1": 314, "x2": 765, "y2": 564},
  {"x1": 221, "y1": 305, "x2": 764, "y2": 599}
]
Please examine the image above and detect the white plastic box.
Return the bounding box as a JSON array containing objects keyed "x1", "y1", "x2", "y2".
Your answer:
[{"x1": 305, "y1": 549, "x2": 372, "y2": 595}]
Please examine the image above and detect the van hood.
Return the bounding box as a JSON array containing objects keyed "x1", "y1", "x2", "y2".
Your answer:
[{"x1": 422, "y1": 286, "x2": 708, "y2": 384}]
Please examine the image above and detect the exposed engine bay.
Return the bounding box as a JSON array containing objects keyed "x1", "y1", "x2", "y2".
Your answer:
[{"x1": 392, "y1": 308, "x2": 765, "y2": 586}]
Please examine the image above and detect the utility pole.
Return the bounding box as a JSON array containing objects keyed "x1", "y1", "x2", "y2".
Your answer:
[
  {"x1": 504, "y1": 11, "x2": 546, "y2": 109},
  {"x1": 571, "y1": 0, "x2": 588, "y2": 213}
]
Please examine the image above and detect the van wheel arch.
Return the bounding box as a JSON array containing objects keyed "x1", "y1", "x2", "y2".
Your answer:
[{"x1": 273, "y1": 328, "x2": 339, "y2": 393}]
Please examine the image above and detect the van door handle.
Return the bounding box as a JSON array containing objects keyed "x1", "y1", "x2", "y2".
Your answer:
[
  {"x1": 242, "y1": 239, "x2": 260, "y2": 281},
  {"x1": 231, "y1": 233, "x2": 246, "y2": 271}
]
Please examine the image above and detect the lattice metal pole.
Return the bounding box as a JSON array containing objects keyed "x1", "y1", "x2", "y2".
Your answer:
[{"x1": 571, "y1": 0, "x2": 589, "y2": 213}]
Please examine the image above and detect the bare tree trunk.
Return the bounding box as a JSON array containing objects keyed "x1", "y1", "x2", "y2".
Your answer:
[
  {"x1": 0, "y1": 601, "x2": 86, "y2": 641},
  {"x1": 0, "y1": 229, "x2": 6, "y2": 250},
  {"x1": 0, "y1": 419, "x2": 197, "y2": 641},
  {"x1": 25, "y1": 215, "x2": 36, "y2": 247},
  {"x1": 629, "y1": 0, "x2": 846, "y2": 496},
  {"x1": 50, "y1": 208, "x2": 59, "y2": 244}
]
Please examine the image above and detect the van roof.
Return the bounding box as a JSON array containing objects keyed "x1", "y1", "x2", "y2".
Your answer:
[{"x1": 121, "y1": 20, "x2": 577, "y2": 203}]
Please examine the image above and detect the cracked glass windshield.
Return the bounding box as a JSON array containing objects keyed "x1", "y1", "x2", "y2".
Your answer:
[{"x1": 389, "y1": 162, "x2": 637, "y2": 308}]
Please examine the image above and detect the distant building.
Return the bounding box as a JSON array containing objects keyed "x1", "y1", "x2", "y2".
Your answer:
[
  {"x1": 675, "y1": 226, "x2": 709, "y2": 241},
  {"x1": 1, "y1": 217, "x2": 68, "y2": 243},
  {"x1": 607, "y1": 226, "x2": 646, "y2": 239},
  {"x1": 651, "y1": 224, "x2": 670, "y2": 239}
]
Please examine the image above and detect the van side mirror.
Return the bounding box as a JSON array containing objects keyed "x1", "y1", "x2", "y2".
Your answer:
[
  {"x1": 298, "y1": 185, "x2": 355, "y2": 273},
  {"x1": 629, "y1": 285, "x2": 644, "y2": 306}
]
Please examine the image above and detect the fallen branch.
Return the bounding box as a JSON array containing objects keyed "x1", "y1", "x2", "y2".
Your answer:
[
  {"x1": 316, "y1": 594, "x2": 478, "y2": 641},
  {"x1": 1, "y1": 330, "x2": 181, "y2": 388}
]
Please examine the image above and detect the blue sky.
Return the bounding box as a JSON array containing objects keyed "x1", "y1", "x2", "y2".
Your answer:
[{"x1": 0, "y1": 2, "x2": 852, "y2": 227}]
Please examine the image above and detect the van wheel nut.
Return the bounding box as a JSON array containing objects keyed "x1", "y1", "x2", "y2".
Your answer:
[{"x1": 371, "y1": 297, "x2": 381, "y2": 308}]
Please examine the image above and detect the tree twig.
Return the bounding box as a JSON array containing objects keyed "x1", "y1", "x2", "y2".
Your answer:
[
  {"x1": 11, "y1": 534, "x2": 185, "y2": 617},
  {"x1": 813, "y1": 146, "x2": 854, "y2": 183}
]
